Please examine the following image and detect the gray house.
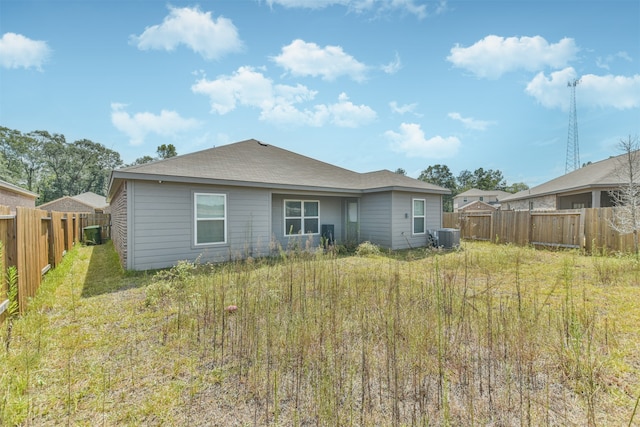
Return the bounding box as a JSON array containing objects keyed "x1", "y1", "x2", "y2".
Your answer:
[{"x1": 107, "y1": 139, "x2": 449, "y2": 270}]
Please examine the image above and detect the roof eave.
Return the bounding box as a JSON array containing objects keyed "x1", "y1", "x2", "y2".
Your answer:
[{"x1": 108, "y1": 172, "x2": 449, "y2": 196}]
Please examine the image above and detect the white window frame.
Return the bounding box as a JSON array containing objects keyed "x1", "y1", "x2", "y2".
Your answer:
[
  {"x1": 284, "y1": 200, "x2": 320, "y2": 236},
  {"x1": 194, "y1": 192, "x2": 227, "y2": 246},
  {"x1": 412, "y1": 198, "x2": 426, "y2": 235}
]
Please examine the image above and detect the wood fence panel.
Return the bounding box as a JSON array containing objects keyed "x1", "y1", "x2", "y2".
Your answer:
[
  {"x1": 493, "y1": 210, "x2": 531, "y2": 245},
  {"x1": 583, "y1": 207, "x2": 636, "y2": 253},
  {"x1": 461, "y1": 213, "x2": 491, "y2": 240},
  {"x1": 531, "y1": 212, "x2": 581, "y2": 248},
  {"x1": 15, "y1": 207, "x2": 49, "y2": 312},
  {"x1": 0, "y1": 205, "x2": 14, "y2": 320},
  {"x1": 63, "y1": 213, "x2": 74, "y2": 252},
  {"x1": 50, "y1": 211, "x2": 66, "y2": 268},
  {"x1": 442, "y1": 212, "x2": 459, "y2": 229}
]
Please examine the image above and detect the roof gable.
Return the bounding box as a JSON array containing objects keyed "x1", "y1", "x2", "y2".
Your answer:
[{"x1": 110, "y1": 139, "x2": 449, "y2": 195}]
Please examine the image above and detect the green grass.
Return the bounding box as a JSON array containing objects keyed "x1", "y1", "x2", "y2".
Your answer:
[{"x1": 1, "y1": 240, "x2": 639, "y2": 426}]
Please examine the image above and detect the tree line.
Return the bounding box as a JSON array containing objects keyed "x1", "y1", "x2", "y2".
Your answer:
[
  {"x1": 395, "y1": 164, "x2": 529, "y2": 212},
  {"x1": 0, "y1": 127, "x2": 176, "y2": 204}
]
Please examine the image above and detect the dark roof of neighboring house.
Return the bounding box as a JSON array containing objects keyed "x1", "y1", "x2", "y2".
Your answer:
[
  {"x1": 455, "y1": 188, "x2": 511, "y2": 199},
  {"x1": 108, "y1": 139, "x2": 450, "y2": 199},
  {"x1": 38, "y1": 192, "x2": 108, "y2": 210},
  {"x1": 501, "y1": 151, "x2": 635, "y2": 202},
  {"x1": 0, "y1": 179, "x2": 39, "y2": 198}
]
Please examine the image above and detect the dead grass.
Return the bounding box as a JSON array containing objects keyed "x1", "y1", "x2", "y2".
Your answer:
[{"x1": 1, "y1": 240, "x2": 639, "y2": 426}]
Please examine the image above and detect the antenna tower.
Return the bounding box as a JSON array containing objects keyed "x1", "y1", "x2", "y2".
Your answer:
[{"x1": 565, "y1": 78, "x2": 581, "y2": 173}]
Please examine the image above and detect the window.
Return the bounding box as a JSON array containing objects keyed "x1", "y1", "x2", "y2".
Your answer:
[
  {"x1": 479, "y1": 196, "x2": 484, "y2": 201},
  {"x1": 285, "y1": 200, "x2": 319, "y2": 235},
  {"x1": 194, "y1": 193, "x2": 226, "y2": 245},
  {"x1": 413, "y1": 199, "x2": 426, "y2": 234}
]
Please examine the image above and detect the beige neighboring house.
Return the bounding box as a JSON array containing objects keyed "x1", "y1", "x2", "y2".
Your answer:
[
  {"x1": 500, "y1": 152, "x2": 634, "y2": 211},
  {"x1": 38, "y1": 191, "x2": 108, "y2": 213},
  {"x1": 453, "y1": 188, "x2": 510, "y2": 212},
  {"x1": 0, "y1": 179, "x2": 38, "y2": 212}
]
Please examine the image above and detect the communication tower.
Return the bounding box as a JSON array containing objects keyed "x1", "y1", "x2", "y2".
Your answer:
[{"x1": 565, "y1": 78, "x2": 581, "y2": 173}]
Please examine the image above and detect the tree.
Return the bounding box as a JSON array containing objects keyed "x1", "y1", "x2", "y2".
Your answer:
[
  {"x1": 128, "y1": 144, "x2": 178, "y2": 166},
  {"x1": 394, "y1": 168, "x2": 406, "y2": 176},
  {"x1": 608, "y1": 135, "x2": 640, "y2": 255},
  {"x1": 0, "y1": 127, "x2": 123, "y2": 202},
  {"x1": 157, "y1": 144, "x2": 177, "y2": 159},
  {"x1": 130, "y1": 155, "x2": 155, "y2": 165},
  {"x1": 457, "y1": 167, "x2": 506, "y2": 192},
  {"x1": 505, "y1": 182, "x2": 529, "y2": 194},
  {"x1": 419, "y1": 164, "x2": 457, "y2": 212},
  {"x1": 0, "y1": 127, "x2": 45, "y2": 191}
]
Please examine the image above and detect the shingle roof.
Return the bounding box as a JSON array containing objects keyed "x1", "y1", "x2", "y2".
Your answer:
[
  {"x1": 501, "y1": 151, "x2": 634, "y2": 202},
  {"x1": 110, "y1": 139, "x2": 449, "y2": 196},
  {"x1": 38, "y1": 192, "x2": 108, "y2": 210},
  {"x1": 72, "y1": 192, "x2": 107, "y2": 208}
]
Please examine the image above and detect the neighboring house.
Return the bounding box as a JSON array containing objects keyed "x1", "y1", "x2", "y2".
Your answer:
[
  {"x1": 453, "y1": 188, "x2": 510, "y2": 212},
  {"x1": 0, "y1": 179, "x2": 38, "y2": 212},
  {"x1": 107, "y1": 139, "x2": 450, "y2": 270},
  {"x1": 38, "y1": 191, "x2": 108, "y2": 213},
  {"x1": 500, "y1": 152, "x2": 631, "y2": 211}
]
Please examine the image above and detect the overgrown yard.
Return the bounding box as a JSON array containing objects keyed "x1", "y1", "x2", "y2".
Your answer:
[{"x1": 1, "y1": 241, "x2": 639, "y2": 426}]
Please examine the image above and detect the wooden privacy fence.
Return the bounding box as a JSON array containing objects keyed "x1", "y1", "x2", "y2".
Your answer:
[
  {"x1": 0, "y1": 206, "x2": 111, "y2": 318},
  {"x1": 443, "y1": 207, "x2": 636, "y2": 253}
]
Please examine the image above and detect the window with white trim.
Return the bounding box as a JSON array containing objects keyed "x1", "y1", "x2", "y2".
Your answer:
[
  {"x1": 194, "y1": 193, "x2": 226, "y2": 245},
  {"x1": 285, "y1": 200, "x2": 319, "y2": 235},
  {"x1": 413, "y1": 199, "x2": 426, "y2": 234}
]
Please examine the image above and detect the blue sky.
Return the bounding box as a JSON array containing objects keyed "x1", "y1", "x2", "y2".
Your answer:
[{"x1": 1, "y1": 0, "x2": 638, "y2": 187}]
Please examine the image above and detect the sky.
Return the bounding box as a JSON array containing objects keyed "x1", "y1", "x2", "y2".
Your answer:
[{"x1": 1, "y1": 0, "x2": 639, "y2": 188}]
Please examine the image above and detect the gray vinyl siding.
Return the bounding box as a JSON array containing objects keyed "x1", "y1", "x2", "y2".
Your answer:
[
  {"x1": 390, "y1": 192, "x2": 443, "y2": 249},
  {"x1": 425, "y1": 194, "x2": 443, "y2": 230},
  {"x1": 360, "y1": 192, "x2": 392, "y2": 248},
  {"x1": 271, "y1": 194, "x2": 342, "y2": 250},
  {"x1": 128, "y1": 181, "x2": 271, "y2": 270}
]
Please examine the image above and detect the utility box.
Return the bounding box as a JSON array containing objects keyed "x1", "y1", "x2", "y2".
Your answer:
[
  {"x1": 437, "y1": 228, "x2": 460, "y2": 249},
  {"x1": 83, "y1": 225, "x2": 102, "y2": 245},
  {"x1": 321, "y1": 224, "x2": 334, "y2": 245}
]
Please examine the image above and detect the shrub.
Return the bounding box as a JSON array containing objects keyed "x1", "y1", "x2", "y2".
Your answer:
[{"x1": 355, "y1": 241, "x2": 381, "y2": 257}]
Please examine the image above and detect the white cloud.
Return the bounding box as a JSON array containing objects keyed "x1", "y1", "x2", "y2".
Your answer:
[
  {"x1": 596, "y1": 51, "x2": 633, "y2": 70},
  {"x1": 265, "y1": 0, "x2": 429, "y2": 18},
  {"x1": 0, "y1": 32, "x2": 51, "y2": 70},
  {"x1": 129, "y1": 6, "x2": 242, "y2": 60},
  {"x1": 389, "y1": 101, "x2": 418, "y2": 115},
  {"x1": 386, "y1": 123, "x2": 460, "y2": 158},
  {"x1": 271, "y1": 39, "x2": 368, "y2": 82},
  {"x1": 192, "y1": 67, "x2": 376, "y2": 127},
  {"x1": 111, "y1": 103, "x2": 200, "y2": 145},
  {"x1": 447, "y1": 35, "x2": 579, "y2": 79},
  {"x1": 525, "y1": 67, "x2": 640, "y2": 110},
  {"x1": 447, "y1": 112, "x2": 493, "y2": 131},
  {"x1": 381, "y1": 52, "x2": 402, "y2": 74},
  {"x1": 192, "y1": 66, "x2": 278, "y2": 114}
]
